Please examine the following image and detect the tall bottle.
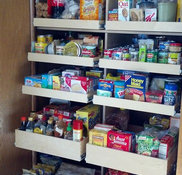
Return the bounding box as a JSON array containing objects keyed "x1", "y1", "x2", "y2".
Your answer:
[
  {"x1": 54, "y1": 114, "x2": 66, "y2": 138},
  {"x1": 19, "y1": 116, "x2": 27, "y2": 131},
  {"x1": 46, "y1": 119, "x2": 54, "y2": 136},
  {"x1": 26, "y1": 117, "x2": 34, "y2": 132}
]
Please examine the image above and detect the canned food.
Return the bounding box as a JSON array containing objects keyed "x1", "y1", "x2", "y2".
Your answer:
[
  {"x1": 37, "y1": 35, "x2": 46, "y2": 43},
  {"x1": 112, "y1": 50, "x2": 122, "y2": 60},
  {"x1": 46, "y1": 34, "x2": 53, "y2": 43},
  {"x1": 123, "y1": 51, "x2": 131, "y2": 61},
  {"x1": 169, "y1": 43, "x2": 181, "y2": 52},
  {"x1": 168, "y1": 52, "x2": 181, "y2": 64},
  {"x1": 35, "y1": 42, "x2": 48, "y2": 53},
  {"x1": 158, "y1": 51, "x2": 168, "y2": 64},
  {"x1": 56, "y1": 45, "x2": 64, "y2": 55},
  {"x1": 130, "y1": 51, "x2": 138, "y2": 61},
  {"x1": 146, "y1": 50, "x2": 157, "y2": 63}
]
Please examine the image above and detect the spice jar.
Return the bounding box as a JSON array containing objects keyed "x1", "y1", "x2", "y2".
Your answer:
[
  {"x1": 158, "y1": 0, "x2": 177, "y2": 22},
  {"x1": 169, "y1": 43, "x2": 181, "y2": 52},
  {"x1": 73, "y1": 120, "x2": 83, "y2": 142}
]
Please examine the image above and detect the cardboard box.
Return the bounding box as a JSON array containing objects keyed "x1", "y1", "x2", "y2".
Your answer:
[
  {"x1": 25, "y1": 75, "x2": 42, "y2": 88},
  {"x1": 76, "y1": 104, "x2": 100, "y2": 131}
]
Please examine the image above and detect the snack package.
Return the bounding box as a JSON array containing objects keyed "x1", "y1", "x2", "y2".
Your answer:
[
  {"x1": 98, "y1": 79, "x2": 114, "y2": 92},
  {"x1": 118, "y1": 0, "x2": 130, "y2": 21},
  {"x1": 89, "y1": 129, "x2": 108, "y2": 147},
  {"x1": 107, "y1": 130, "x2": 132, "y2": 152},
  {"x1": 149, "y1": 115, "x2": 170, "y2": 129},
  {"x1": 125, "y1": 73, "x2": 149, "y2": 101},
  {"x1": 130, "y1": 8, "x2": 144, "y2": 21},
  {"x1": 76, "y1": 104, "x2": 100, "y2": 131},
  {"x1": 25, "y1": 75, "x2": 42, "y2": 88},
  {"x1": 146, "y1": 90, "x2": 164, "y2": 104},
  {"x1": 80, "y1": 0, "x2": 105, "y2": 20}
]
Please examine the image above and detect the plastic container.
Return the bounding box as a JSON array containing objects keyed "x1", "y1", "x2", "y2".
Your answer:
[
  {"x1": 73, "y1": 120, "x2": 83, "y2": 142},
  {"x1": 46, "y1": 119, "x2": 54, "y2": 136},
  {"x1": 158, "y1": 0, "x2": 177, "y2": 22},
  {"x1": 64, "y1": 123, "x2": 73, "y2": 140}
]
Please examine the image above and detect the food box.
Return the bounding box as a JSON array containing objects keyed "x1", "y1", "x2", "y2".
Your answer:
[
  {"x1": 145, "y1": 8, "x2": 157, "y2": 22},
  {"x1": 53, "y1": 75, "x2": 61, "y2": 90},
  {"x1": 125, "y1": 74, "x2": 149, "y2": 101},
  {"x1": 80, "y1": 0, "x2": 105, "y2": 20},
  {"x1": 114, "y1": 81, "x2": 125, "y2": 99},
  {"x1": 130, "y1": 8, "x2": 144, "y2": 21},
  {"x1": 98, "y1": 79, "x2": 114, "y2": 92},
  {"x1": 107, "y1": 130, "x2": 132, "y2": 152},
  {"x1": 108, "y1": 9, "x2": 118, "y2": 21},
  {"x1": 89, "y1": 129, "x2": 108, "y2": 147},
  {"x1": 25, "y1": 75, "x2": 42, "y2": 88},
  {"x1": 118, "y1": 0, "x2": 130, "y2": 21},
  {"x1": 76, "y1": 104, "x2": 100, "y2": 132},
  {"x1": 146, "y1": 90, "x2": 164, "y2": 104}
]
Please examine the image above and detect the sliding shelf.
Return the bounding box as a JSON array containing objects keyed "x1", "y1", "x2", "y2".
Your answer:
[
  {"x1": 86, "y1": 144, "x2": 177, "y2": 175},
  {"x1": 34, "y1": 18, "x2": 104, "y2": 30},
  {"x1": 22, "y1": 86, "x2": 93, "y2": 103},
  {"x1": 28, "y1": 53, "x2": 99, "y2": 67},
  {"x1": 99, "y1": 59, "x2": 182, "y2": 75},
  {"x1": 106, "y1": 21, "x2": 182, "y2": 35},
  {"x1": 93, "y1": 95, "x2": 176, "y2": 116},
  {"x1": 15, "y1": 130, "x2": 88, "y2": 161}
]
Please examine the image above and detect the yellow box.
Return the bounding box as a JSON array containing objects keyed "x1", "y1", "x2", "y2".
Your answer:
[
  {"x1": 177, "y1": 0, "x2": 182, "y2": 22},
  {"x1": 53, "y1": 75, "x2": 61, "y2": 90},
  {"x1": 89, "y1": 129, "x2": 107, "y2": 147},
  {"x1": 76, "y1": 104, "x2": 100, "y2": 132}
]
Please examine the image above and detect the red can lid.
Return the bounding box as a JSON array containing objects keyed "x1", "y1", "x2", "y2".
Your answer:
[
  {"x1": 73, "y1": 120, "x2": 83, "y2": 130},
  {"x1": 170, "y1": 43, "x2": 181, "y2": 47},
  {"x1": 21, "y1": 116, "x2": 26, "y2": 121}
]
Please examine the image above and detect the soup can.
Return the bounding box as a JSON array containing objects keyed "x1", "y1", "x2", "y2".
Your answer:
[
  {"x1": 37, "y1": 35, "x2": 46, "y2": 43},
  {"x1": 46, "y1": 34, "x2": 53, "y2": 43}
]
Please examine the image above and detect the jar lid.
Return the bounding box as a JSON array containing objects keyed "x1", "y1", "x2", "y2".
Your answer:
[
  {"x1": 73, "y1": 120, "x2": 83, "y2": 130},
  {"x1": 170, "y1": 43, "x2": 181, "y2": 47}
]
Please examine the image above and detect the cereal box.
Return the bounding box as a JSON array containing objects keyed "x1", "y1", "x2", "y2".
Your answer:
[
  {"x1": 125, "y1": 73, "x2": 149, "y2": 101},
  {"x1": 118, "y1": 0, "x2": 130, "y2": 21},
  {"x1": 80, "y1": 0, "x2": 105, "y2": 20},
  {"x1": 145, "y1": 8, "x2": 157, "y2": 22},
  {"x1": 76, "y1": 104, "x2": 100, "y2": 132},
  {"x1": 89, "y1": 129, "x2": 107, "y2": 147},
  {"x1": 107, "y1": 130, "x2": 132, "y2": 152}
]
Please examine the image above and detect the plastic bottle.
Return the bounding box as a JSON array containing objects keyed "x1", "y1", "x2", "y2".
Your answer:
[
  {"x1": 34, "y1": 114, "x2": 45, "y2": 134},
  {"x1": 54, "y1": 114, "x2": 66, "y2": 138},
  {"x1": 46, "y1": 119, "x2": 54, "y2": 136},
  {"x1": 26, "y1": 117, "x2": 34, "y2": 132},
  {"x1": 73, "y1": 120, "x2": 83, "y2": 142},
  {"x1": 64, "y1": 123, "x2": 73, "y2": 140},
  {"x1": 19, "y1": 116, "x2": 27, "y2": 131}
]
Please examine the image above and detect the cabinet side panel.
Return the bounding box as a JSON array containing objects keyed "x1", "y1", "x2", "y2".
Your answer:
[{"x1": 0, "y1": 0, "x2": 32, "y2": 174}]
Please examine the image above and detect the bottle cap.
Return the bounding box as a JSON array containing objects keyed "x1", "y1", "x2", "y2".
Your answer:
[
  {"x1": 67, "y1": 123, "x2": 72, "y2": 132},
  {"x1": 58, "y1": 114, "x2": 64, "y2": 120},
  {"x1": 73, "y1": 120, "x2": 83, "y2": 130},
  {"x1": 21, "y1": 116, "x2": 26, "y2": 121}
]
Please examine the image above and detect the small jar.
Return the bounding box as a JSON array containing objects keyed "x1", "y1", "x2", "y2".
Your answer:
[
  {"x1": 169, "y1": 43, "x2": 181, "y2": 52},
  {"x1": 73, "y1": 120, "x2": 83, "y2": 142}
]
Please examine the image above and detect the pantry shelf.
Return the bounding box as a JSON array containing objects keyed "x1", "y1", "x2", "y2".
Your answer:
[
  {"x1": 15, "y1": 130, "x2": 88, "y2": 161},
  {"x1": 93, "y1": 95, "x2": 176, "y2": 116},
  {"x1": 86, "y1": 144, "x2": 177, "y2": 175},
  {"x1": 28, "y1": 53, "x2": 100, "y2": 67},
  {"x1": 106, "y1": 21, "x2": 182, "y2": 35},
  {"x1": 22, "y1": 86, "x2": 93, "y2": 103},
  {"x1": 99, "y1": 59, "x2": 182, "y2": 75},
  {"x1": 34, "y1": 18, "x2": 104, "y2": 30}
]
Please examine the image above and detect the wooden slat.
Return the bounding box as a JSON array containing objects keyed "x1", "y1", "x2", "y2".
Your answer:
[
  {"x1": 28, "y1": 53, "x2": 99, "y2": 67},
  {"x1": 86, "y1": 144, "x2": 173, "y2": 175},
  {"x1": 15, "y1": 130, "x2": 88, "y2": 161},
  {"x1": 99, "y1": 59, "x2": 182, "y2": 75},
  {"x1": 34, "y1": 18, "x2": 104, "y2": 30},
  {"x1": 22, "y1": 86, "x2": 93, "y2": 103},
  {"x1": 93, "y1": 95, "x2": 176, "y2": 116}
]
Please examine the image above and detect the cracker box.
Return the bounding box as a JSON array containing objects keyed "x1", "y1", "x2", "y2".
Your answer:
[
  {"x1": 89, "y1": 129, "x2": 107, "y2": 147},
  {"x1": 80, "y1": 0, "x2": 105, "y2": 20},
  {"x1": 107, "y1": 130, "x2": 132, "y2": 152},
  {"x1": 118, "y1": 0, "x2": 130, "y2": 21},
  {"x1": 76, "y1": 104, "x2": 100, "y2": 132},
  {"x1": 125, "y1": 73, "x2": 149, "y2": 101}
]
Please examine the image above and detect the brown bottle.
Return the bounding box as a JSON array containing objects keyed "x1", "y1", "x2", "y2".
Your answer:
[{"x1": 54, "y1": 114, "x2": 66, "y2": 138}]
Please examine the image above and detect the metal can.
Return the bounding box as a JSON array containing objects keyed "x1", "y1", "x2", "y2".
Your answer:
[
  {"x1": 35, "y1": 42, "x2": 48, "y2": 53},
  {"x1": 37, "y1": 35, "x2": 46, "y2": 43},
  {"x1": 46, "y1": 34, "x2": 53, "y2": 43},
  {"x1": 158, "y1": 51, "x2": 168, "y2": 64},
  {"x1": 146, "y1": 50, "x2": 157, "y2": 63},
  {"x1": 123, "y1": 51, "x2": 131, "y2": 61},
  {"x1": 168, "y1": 52, "x2": 181, "y2": 64},
  {"x1": 130, "y1": 50, "x2": 138, "y2": 61}
]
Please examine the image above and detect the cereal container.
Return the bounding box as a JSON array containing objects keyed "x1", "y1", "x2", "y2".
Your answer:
[{"x1": 118, "y1": 0, "x2": 130, "y2": 21}]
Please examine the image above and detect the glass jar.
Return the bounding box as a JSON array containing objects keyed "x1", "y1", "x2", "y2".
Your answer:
[{"x1": 158, "y1": 0, "x2": 177, "y2": 22}]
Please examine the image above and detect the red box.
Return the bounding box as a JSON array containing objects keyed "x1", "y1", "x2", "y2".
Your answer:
[
  {"x1": 107, "y1": 130, "x2": 132, "y2": 152},
  {"x1": 104, "y1": 49, "x2": 114, "y2": 59}
]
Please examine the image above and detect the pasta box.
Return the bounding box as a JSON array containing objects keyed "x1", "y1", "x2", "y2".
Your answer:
[{"x1": 107, "y1": 130, "x2": 132, "y2": 152}]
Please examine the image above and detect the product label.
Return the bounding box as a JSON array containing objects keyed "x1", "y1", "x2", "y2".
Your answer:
[{"x1": 73, "y1": 130, "x2": 82, "y2": 141}]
